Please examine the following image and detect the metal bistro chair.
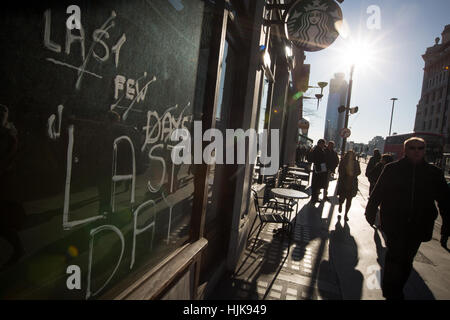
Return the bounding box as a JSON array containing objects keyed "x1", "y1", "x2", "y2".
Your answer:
[
  {"x1": 261, "y1": 168, "x2": 297, "y2": 212},
  {"x1": 268, "y1": 168, "x2": 297, "y2": 211},
  {"x1": 249, "y1": 189, "x2": 293, "y2": 251}
]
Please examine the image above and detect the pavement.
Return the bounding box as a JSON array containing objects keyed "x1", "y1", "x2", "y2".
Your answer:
[{"x1": 208, "y1": 160, "x2": 450, "y2": 300}]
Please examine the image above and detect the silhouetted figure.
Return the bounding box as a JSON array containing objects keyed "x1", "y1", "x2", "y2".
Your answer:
[
  {"x1": 309, "y1": 139, "x2": 327, "y2": 203},
  {"x1": 296, "y1": 144, "x2": 305, "y2": 165},
  {"x1": 367, "y1": 154, "x2": 394, "y2": 227},
  {"x1": 365, "y1": 137, "x2": 450, "y2": 300},
  {"x1": 0, "y1": 104, "x2": 25, "y2": 268},
  {"x1": 336, "y1": 150, "x2": 360, "y2": 220},
  {"x1": 328, "y1": 217, "x2": 364, "y2": 299},
  {"x1": 324, "y1": 141, "x2": 339, "y2": 201},
  {"x1": 366, "y1": 149, "x2": 381, "y2": 194},
  {"x1": 367, "y1": 153, "x2": 394, "y2": 195}
]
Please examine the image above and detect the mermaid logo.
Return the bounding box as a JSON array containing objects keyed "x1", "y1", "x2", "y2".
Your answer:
[{"x1": 285, "y1": 0, "x2": 342, "y2": 52}]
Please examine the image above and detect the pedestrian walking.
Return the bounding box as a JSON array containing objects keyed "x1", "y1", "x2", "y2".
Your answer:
[
  {"x1": 296, "y1": 144, "x2": 304, "y2": 166},
  {"x1": 324, "y1": 141, "x2": 339, "y2": 201},
  {"x1": 365, "y1": 137, "x2": 450, "y2": 300},
  {"x1": 309, "y1": 139, "x2": 327, "y2": 203},
  {"x1": 367, "y1": 153, "x2": 394, "y2": 227},
  {"x1": 336, "y1": 150, "x2": 361, "y2": 220},
  {"x1": 366, "y1": 149, "x2": 381, "y2": 194},
  {"x1": 367, "y1": 153, "x2": 394, "y2": 190}
]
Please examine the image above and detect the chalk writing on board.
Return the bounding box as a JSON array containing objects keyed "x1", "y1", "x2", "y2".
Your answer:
[
  {"x1": 74, "y1": 11, "x2": 119, "y2": 90},
  {"x1": 47, "y1": 104, "x2": 64, "y2": 140},
  {"x1": 115, "y1": 73, "x2": 157, "y2": 120},
  {"x1": 40, "y1": 7, "x2": 197, "y2": 298},
  {"x1": 63, "y1": 125, "x2": 105, "y2": 230},
  {"x1": 46, "y1": 58, "x2": 103, "y2": 79},
  {"x1": 44, "y1": 9, "x2": 126, "y2": 89},
  {"x1": 141, "y1": 102, "x2": 191, "y2": 193},
  {"x1": 130, "y1": 199, "x2": 157, "y2": 269},
  {"x1": 86, "y1": 224, "x2": 125, "y2": 299},
  {"x1": 110, "y1": 136, "x2": 136, "y2": 213}
]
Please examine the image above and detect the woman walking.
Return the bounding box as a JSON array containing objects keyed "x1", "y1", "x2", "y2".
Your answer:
[{"x1": 337, "y1": 150, "x2": 361, "y2": 220}]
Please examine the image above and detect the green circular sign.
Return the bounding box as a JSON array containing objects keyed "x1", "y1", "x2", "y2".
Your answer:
[{"x1": 285, "y1": 0, "x2": 343, "y2": 52}]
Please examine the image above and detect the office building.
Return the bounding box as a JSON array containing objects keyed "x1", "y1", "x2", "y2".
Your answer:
[
  {"x1": 324, "y1": 73, "x2": 348, "y2": 151},
  {"x1": 414, "y1": 24, "x2": 450, "y2": 151}
]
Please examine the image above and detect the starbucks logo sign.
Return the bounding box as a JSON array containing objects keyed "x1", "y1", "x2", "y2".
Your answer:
[{"x1": 285, "y1": 0, "x2": 343, "y2": 52}]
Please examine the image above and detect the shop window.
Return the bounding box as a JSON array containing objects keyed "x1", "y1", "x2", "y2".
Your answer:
[{"x1": 0, "y1": 1, "x2": 206, "y2": 299}]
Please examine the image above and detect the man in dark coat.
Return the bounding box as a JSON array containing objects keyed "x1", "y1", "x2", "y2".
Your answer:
[
  {"x1": 309, "y1": 139, "x2": 327, "y2": 203},
  {"x1": 366, "y1": 148, "x2": 381, "y2": 195},
  {"x1": 367, "y1": 153, "x2": 394, "y2": 191},
  {"x1": 365, "y1": 137, "x2": 449, "y2": 300},
  {"x1": 324, "y1": 141, "x2": 339, "y2": 201}
]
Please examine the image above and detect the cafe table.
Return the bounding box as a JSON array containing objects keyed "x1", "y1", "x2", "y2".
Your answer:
[{"x1": 270, "y1": 188, "x2": 309, "y2": 234}]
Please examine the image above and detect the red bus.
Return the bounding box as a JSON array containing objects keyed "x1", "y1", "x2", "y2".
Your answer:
[{"x1": 383, "y1": 132, "x2": 444, "y2": 163}]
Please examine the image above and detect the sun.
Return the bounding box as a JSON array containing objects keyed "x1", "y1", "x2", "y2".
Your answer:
[
  {"x1": 323, "y1": 18, "x2": 388, "y2": 76},
  {"x1": 341, "y1": 38, "x2": 376, "y2": 69}
]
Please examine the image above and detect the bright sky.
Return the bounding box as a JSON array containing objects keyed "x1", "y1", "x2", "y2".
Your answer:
[{"x1": 304, "y1": 0, "x2": 450, "y2": 144}]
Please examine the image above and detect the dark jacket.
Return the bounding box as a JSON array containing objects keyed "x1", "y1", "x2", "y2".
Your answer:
[
  {"x1": 365, "y1": 157, "x2": 450, "y2": 241},
  {"x1": 367, "y1": 161, "x2": 384, "y2": 187},
  {"x1": 309, "y1": 145, "x2": 327, "y2": 188},
  {"x1": 365, "y1": 154, "x2": 380, "y2": 182},
  {"x1": 336, "y1": 159, "x2": 360, "y2": 198},
  {"x1": 309, "y1": 145, "x2": 326, "y2": 171},
  {"x1": 325, "y1": 148, "x2": 339, "y2": 173}
]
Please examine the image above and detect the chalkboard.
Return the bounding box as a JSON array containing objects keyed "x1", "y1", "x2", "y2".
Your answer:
[{"x1": 0, "y1": 0, "x2": 205, "y2": 299}]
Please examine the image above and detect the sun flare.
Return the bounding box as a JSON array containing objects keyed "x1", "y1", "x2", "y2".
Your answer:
[{"x1": 341, "y1": 38, "x2": 376, "y2": 69}]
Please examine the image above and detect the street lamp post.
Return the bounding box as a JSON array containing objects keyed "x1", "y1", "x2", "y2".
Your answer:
[
  {"x1": 388, "y1": 98, "x2": 398, "y2": 136},
  {"x1": 301, "y1": 82, "x2": 328, "y2": 110},
  {"x1": 341, "y1": 64, "x2": 355, "y2": 156}
]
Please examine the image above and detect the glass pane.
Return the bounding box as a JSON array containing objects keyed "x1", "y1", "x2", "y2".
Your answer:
[
  {"x1": 0, "y1": 0, "x2": 204, "y2": 299},
  {"x1": 216, "y1": 41, "x2": 229, "y2": 120},
  {"x1": 257, "y1": 76, "x2": 270, "y2": 134}
]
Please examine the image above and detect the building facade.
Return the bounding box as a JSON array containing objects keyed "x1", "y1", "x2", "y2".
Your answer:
[
  {"x1": 324, "y1": 73, "x2": 348, "y2": 151},
  {"x1": 414, "y1": 24, "x2": 450, "y2": 151}
]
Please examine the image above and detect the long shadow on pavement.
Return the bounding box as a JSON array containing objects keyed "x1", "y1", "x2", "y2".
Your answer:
[
  {"x1": 322, "y1": 218, "x2": 363, "y2": 300},
  {"x1": 208, "y1": 227, "x2": 291, "y2": 300},
  {"x1": 373, "y1": 228, "x2": 435, "y2": 300}
]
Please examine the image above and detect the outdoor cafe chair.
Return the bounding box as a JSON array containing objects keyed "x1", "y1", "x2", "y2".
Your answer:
[{"x1": 249, "y1": 189, "x2": 293, "y2": 251}]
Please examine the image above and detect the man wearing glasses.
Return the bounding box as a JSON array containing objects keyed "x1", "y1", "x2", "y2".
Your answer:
[{"x1": 365, "y1": 137, "x2": 449, "y2": 300}]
